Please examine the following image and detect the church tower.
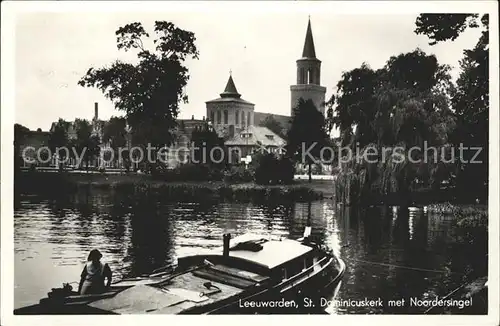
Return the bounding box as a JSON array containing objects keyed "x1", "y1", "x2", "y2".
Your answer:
[
  {"x1": 206, "y1": 73, "x2": 255, "y2": 138},
  {"x1": 290, "y1": 18, "x2": 327, "y2": 116}
]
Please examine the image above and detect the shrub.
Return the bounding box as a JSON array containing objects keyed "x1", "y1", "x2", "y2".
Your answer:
[
  {"x1": 312, "y1": 164, "x2": 323, "y2": 175},
  {"x1": 224, "y1": 165, "x2": 254, "y2": 183},
  {"x1": 157, "y1": 163, "x2": 224, "y2": 182},
  {"x1": 254, "y1": 153, "x2": 295, "y2": 185}
]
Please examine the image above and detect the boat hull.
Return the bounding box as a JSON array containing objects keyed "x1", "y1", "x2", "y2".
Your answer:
[{"x1": 195, "y1": 255, "x2": 346, "y2": 314}]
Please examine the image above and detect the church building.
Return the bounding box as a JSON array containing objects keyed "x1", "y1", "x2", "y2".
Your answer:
[
  {"x1": 206, "y1": 73, "x2": 286, "y2": 161},
  {"x1": 202, "y1": 17, "x2": 327, "y2": 162}
]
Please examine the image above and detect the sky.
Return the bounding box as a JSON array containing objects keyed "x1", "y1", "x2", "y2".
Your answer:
[{"x1": 14, "y1": 6, "x2": 484, "y2": 133}]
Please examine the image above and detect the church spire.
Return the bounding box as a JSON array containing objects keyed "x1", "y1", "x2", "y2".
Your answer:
[
  {"x1": 301, "y1": 17, "x2": 316, "y2": 59},
  {"x1": 220, "y1": 74, "x2": 241, "y2": 98}
]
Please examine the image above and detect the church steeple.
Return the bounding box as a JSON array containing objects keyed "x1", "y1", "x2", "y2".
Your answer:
[
  {"x1": 290, "y1": 17, "x2": 326, "y2": 116},
  {"x1": 220, "y1": 74, "x2": 241, "y2": 98},
  {"x1": 302, "y1": 17, "x2": 316, "y2": 59}
]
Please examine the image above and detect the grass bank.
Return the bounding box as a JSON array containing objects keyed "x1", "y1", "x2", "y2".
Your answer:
[{"x1": 15, "y1": 171, "x2": 332, "y2": 202}]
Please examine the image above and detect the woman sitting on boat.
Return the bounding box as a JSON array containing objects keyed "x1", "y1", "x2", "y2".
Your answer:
[{"x1": 78, "y1": 249, "x2": 112, "y2": 295}]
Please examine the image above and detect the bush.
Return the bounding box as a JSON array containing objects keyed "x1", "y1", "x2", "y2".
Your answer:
[
  {"x1": 254, "y1": 153, "x2": 294, "y2": 185},
  {"x1": 157, "y1": 163, "x2": 224, "y2": 182},
  {"x1": 224, "y1": 165, "x2": 254, "y2": 183},
  {"x1": 312, "y1": 164, "x2": 323, "y2": 175}
]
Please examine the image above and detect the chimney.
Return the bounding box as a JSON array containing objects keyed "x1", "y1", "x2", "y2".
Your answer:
[
  {"x1": 229, "y1": 125, "x2": 235, "y2": 138},
  {"x1": 94, "y1": 102, "x2": 98, "y2": 120},
  {"x1": 191, "y1": 115, "x2": 194, "y2": 120},
  {"x1": 202, "y1": 116, "x2": 205, "y2": 121},
  {"x1": 223, "y1": 233, "x2": 231, "y2": 257}
]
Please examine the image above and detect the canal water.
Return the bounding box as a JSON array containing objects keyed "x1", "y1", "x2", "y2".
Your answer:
[{"x1": 14, "y1": 188, "x2": 485, "y2": 314}]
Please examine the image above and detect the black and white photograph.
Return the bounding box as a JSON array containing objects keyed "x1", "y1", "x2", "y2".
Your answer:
[{"x1": 1, "y1": 0, "x2": 499, "y2": 324}]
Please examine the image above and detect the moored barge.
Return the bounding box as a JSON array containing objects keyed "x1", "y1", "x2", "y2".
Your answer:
[{"x1": 14, "y1": 230, "x2": 345, "y2": 314}]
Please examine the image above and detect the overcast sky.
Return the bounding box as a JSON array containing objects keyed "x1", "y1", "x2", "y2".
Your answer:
[{"x1": 14, "y1": 6, "x2": 484, "y2": 132}]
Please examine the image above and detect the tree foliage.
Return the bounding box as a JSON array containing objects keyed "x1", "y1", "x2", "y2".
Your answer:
[
  {"x1": 78, "y1": 21, "x2": 199, "y2": 150},
  {"x1": 259, "y1": 116, "x2": 286, "y2": 139},
  {"x1": 103, "y1": 116, "x2": 128, "y2": 149},
  {"x1": 254, "y1": 153, "x2": 294, "y2": 185},
  {"x1": 415, "y1": 14, "x2": 480, "y2": 45},
  {"x1": 48, "y1": 119, "x2": 70, "y2": 160},
  {"x1": 286, "y1": 98, "x2": 330, "y2": 182},
  {"x1": 14, "y1": 123, "x2": 31, "y2": 169},
  {"x1": 332, "y1": 49, "x2": 456, "y2": 204},
  {"x1": 417, "y1": 13, "x2": 489, "y2": 199},
  {"x1": 190, "y1": 123, "x2": 225, "y2": 165},
  {"x1": 73, "y1": 119, "x2": 101, "y2": 168}
]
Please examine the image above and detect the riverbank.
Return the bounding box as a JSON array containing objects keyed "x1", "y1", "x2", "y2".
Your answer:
[
  {"x1": 15, "y1": 170, "x2": 485, "y2": 205},
  {"x1": 15, "y1": 170, "x2": 333, "y2": 202}
]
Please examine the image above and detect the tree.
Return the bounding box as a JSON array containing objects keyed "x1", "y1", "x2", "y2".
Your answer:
[
  {"x1": 286, "y1": 98, "x2": 330, "y2": 183},
  {"x1": 259, "y1": 116, "x2": 286, "y2": 139},
  {"x1": 253, "y1": 152, "x2": 294, "y2": 185},
  {"x1": 415, "y1": 14, "x2": 489, "y2": 201},
  {"x1": 103, "y1": 116, "x2": 130, "y2": 170},
  {"x1": 74, "y1": 119, "x2": 101, "y2": 169},
  {"x1": 190, "y1": 123, "x2": 224, "y2": 165},
  {"x1": 329, "y1": 62, "x2": 381, "y2": 147},
  {"x1": 103, "y1": 117, "x2": 128, "y2": 149},
  {"x1": 415, "y1": 14, "x2": 480, "y2": 45},
  {"x1": 78, "y1": 21, "x2": 199, "y2": 172},
  {"x1": 48, "y1": 119, "x2": 71, "y2": 170},
  {"x1": 14, "y1": 123, "x2": 30, "y2": 170},
  {"x1": 332, "y1": 49, "x2": 456, "y2": 204}
]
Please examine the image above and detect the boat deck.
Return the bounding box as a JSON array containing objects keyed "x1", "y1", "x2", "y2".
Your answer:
[{"x1": 88, "y1": 264, "x2": 267, "y2": 314}]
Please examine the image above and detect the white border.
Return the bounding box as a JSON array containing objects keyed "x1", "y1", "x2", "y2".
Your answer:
[{"x1": 1, "y1": 1, "x2": 499, "y2": 326}]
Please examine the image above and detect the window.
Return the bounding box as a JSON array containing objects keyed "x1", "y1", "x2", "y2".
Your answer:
[
  {"x1": 265, "y1": 135, "x2": 274, "y2": 140},
  {"x1": 235, "y1": 110, "x2": 239, "y2": 125},
  {"x1": 247, "y1": 112, "x2": 251, "y2": 126},
  {"x1": 224, "y1": 110, "x2": 228, "y2": 125},
  {"x1": 210, "y1": 111, "x2": 215, "y2": 123},
  {"x1": 217, "y1": 110, "x2": 221, "y2": 124},
  {"x1": 242, "y1": 111, "x2": 246, "y2": 126}
]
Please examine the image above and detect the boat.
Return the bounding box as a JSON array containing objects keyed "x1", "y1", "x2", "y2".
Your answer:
[{"x1": 14, "y1": 229, "x2": 345, "y2": 315}]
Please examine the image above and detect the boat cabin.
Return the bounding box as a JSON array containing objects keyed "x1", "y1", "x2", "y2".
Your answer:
[{"x1": 177, "y1": 233, "x2": 330, "y2": 285}]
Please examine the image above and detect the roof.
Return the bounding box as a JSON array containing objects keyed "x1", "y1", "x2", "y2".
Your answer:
[
  {"x1": 224, "y1": 125, "x2": 285, "y2": 147},
  {"x1": 228, "y1": 235, "x2": 313, "y2": 269},
  {"x1": 220, "y1": 75, "x2": 240, "y2": 98},
  {"x1": 302, "y1": 18, "x2": 317, "y2": 59},
  {"x1": 206, "y1": 74, "x2": 254, "y2": 105},
  {"x1": 205, "y1": 97, "x2": 254, "y2": 105},
  {"x1": 253, "y1": 112, "x2": 291, "y2": 128}
]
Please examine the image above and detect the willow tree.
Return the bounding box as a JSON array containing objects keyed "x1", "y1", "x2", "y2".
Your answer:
[
  {"x1": 332, "y1": 49, "x2": 456, "y2": 205},
  {"x1": 416, "y1": 14, "x2": 489, "y2": 202},
  {"x1": 78, "y1": 21, "x2": 199, "y2": 173}
]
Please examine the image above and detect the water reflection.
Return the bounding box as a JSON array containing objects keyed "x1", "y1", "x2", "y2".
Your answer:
[{"x1": 14, "y1": 190, "x2": 481, "y2": 314}]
